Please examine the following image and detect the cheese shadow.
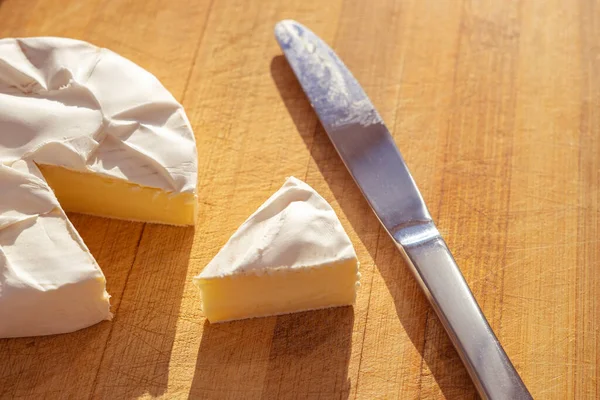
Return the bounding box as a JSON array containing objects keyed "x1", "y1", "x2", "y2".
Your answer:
[
  {"x1": 0, "y1": 217, "x2": 194, "y2": 399},
  {"x1": 191, "y1": 307, "x2": 354, "y2": 399},
  {"x1": 270, "y1": 55, "x2": 478, "y2": 400},
  {"x1": 92, "y1": 221, "x2": 194, "y2": 399}
]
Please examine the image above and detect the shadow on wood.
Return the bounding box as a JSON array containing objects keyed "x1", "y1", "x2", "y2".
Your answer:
[
  {"x1": 0, "y1": 217, "x2": 195, "y2": 398},
  {"x1": 191, "y1": 307, "x2": 354, "y2": 399},
  {"x1": 0, "y1": 322, "x2": 102, "y2": 398},
  {"x1": 89, "y1": 222, "x2": 195, "y2": 398},
  {"x1": 270, "y1": 55, "x2": 478, "y2": 399}
]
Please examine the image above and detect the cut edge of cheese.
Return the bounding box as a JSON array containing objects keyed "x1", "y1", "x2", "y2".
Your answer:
[
  {"x1": 194, "y1": 176, "x2": 360, "y2": 323},
  {"x1": 195, "y1": 259, "x2": 358, "y2": 323},
  {"x1": 37, "y1": 164, "x2": 198, "y2": 226}
]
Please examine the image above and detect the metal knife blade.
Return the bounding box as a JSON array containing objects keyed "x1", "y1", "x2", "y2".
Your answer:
[{"x1": 275, "y1": 19, "x2": 532, "y2": 400}]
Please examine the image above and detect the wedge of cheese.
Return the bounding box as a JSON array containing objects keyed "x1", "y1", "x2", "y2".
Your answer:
[
  {"x1": 194, "y1": 177, "x2": 359, "y2": 323},
  {"x1": 0, "y1": 37, "x2": 197, "y2": 338}
]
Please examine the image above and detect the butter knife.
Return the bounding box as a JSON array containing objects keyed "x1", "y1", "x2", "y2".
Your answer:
[{"x1": 275, "y1": 20, "x2": 532, "y2": 400}]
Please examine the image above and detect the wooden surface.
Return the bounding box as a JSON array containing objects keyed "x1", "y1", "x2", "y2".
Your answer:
[{"x1": 1, "y1": 0, "x2": 598, "y2": 398}]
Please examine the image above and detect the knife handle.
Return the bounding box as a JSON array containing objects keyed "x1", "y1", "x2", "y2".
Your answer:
[{"x1": 397, "y1": 228, "x2": 532, "y2": 400}]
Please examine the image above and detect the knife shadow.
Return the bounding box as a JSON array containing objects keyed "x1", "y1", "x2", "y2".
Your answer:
[{"x1": 269, "y1": 55, "x2": 478, "y2": 400}]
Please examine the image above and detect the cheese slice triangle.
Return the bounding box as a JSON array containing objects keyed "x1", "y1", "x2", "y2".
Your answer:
[
  {"x1": 0, "y1": 38, "x2": 197, "y2": 338},
  {"x1": 194, "y1": 177, "x2": 359, "y2": 322}
]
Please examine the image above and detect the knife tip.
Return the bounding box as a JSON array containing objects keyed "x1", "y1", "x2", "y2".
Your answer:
[
  {"x1": 274, "y1": 19, "x2": 300, "y2": 41},
  {"x1": 275, "y1": 19, "x2": 297, "y2": 29}
]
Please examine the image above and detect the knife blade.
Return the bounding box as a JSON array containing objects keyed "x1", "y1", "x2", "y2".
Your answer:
[{"x1": 275, "y1": 19, "x2": 532, "y2": 400}]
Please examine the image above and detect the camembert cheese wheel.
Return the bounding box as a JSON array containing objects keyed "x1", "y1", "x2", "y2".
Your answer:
[{"x1": 0, "y1": 37, "x2": 197, "y2": 338}]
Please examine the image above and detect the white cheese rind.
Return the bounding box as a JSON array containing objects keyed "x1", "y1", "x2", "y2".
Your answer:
[
  {"x1": 197, "y1": 176, "x2": 357, "y2": 278},
  {"x1": 0, "y1": 37, "x2": 197, "y2": 193}
]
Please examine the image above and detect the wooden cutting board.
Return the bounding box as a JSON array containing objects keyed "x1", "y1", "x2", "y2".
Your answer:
[{"x1": 1, "y1": 0, "x2": 598, "y2": 398}]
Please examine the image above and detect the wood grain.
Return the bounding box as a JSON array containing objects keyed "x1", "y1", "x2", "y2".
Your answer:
[{"x1": 0, "y1": 0, "x2": 598, "y2": 398}]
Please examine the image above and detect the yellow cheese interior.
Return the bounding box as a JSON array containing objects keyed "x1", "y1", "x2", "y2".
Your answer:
[
  {"x1": 195, "y1": 259, "x2": 359, "y2": 323},
  {"x1": 38, "y1": 164, "x2": 197, "y2": 226}
]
